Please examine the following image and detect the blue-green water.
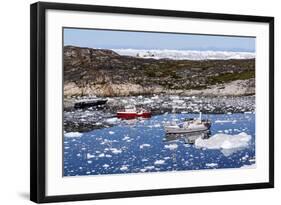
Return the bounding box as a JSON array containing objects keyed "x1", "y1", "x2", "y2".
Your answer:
[{"x1": 64, "y1": 113, "x2": 255, "y2": 176}]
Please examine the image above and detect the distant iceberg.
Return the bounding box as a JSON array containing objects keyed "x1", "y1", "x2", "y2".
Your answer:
[{"x1": 113, "y1": 49, "x2": 255, "y2": 60}]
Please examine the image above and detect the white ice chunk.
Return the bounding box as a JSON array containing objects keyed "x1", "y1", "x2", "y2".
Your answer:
[
  {"x1": 140, "y1": 144, "x2": 151, "y2": 149},
  {"x1": 145, "y1": 166, "x2": 155, "y2": 170},
  {"x1": 122, "y1": 135, "x2": 130, "y2": 141},
  {"x1": 65, "y1": 132, "x2": 83, "y2": 138},
  {"x1": 110, "y1": 148, "x2": 122, "y2": 154},
  {"x1": 148, "y1": 124, "x2": 160, "y2": 128},
  {"x1": 120, "y1": 165, "x2": 128, "y2": 171},
  {"x1": 106, "y1": 118, "x2": 120, "y2": 124},
  {"x1": 240, "y1": 164, "x2": 256, "y2": 169},
  {"x1": 215, "y1": 120, "x2": 236, "y2": 124},
  {"x1": 102, "y1": 164, "x2": 110, "y2": 168},
  {"x1": 98, "y1": 153, "x2": 105, "y2": 157},
  {"x1": 164, "y1": 144, "x2": 178, "y2": 150},
  {"x1": 195, "y1": 132, "x2": 251, "y2": 150},
  {"x1": 86, "y1": 153, "x2": 95, "y2": 159},
  {"x1": 108, "y1": 131, "x2": 115, "y2": 135},
  {"x1": 154, "y1": 159, "x2": 165, "y2": 165},
  {"x1": 206, "y1": 163, "x2": 218, "y2": 167}
]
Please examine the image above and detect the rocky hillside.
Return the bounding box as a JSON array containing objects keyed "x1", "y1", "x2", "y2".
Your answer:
[{"x1": 64, "y1": 46, "x2": 255, "y2": 97}]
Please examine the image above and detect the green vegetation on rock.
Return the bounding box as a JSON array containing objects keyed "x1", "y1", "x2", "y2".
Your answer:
[{"x1": 207, "y1": 70, "x2": 255, "y2": 85}]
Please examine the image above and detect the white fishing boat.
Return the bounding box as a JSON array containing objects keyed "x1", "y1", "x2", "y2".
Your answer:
[{"x1": 164, "y1": 112, "x2": 211, "y2": 134}]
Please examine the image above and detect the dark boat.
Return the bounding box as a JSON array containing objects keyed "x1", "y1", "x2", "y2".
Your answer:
[{"x1": 74, "y1": 98, "x2": 107, "y2": 109}]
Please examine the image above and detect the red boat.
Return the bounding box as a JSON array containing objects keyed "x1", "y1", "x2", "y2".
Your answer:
[{"x1": 117, "y1": 106, "x2": 151, "y2": 119}]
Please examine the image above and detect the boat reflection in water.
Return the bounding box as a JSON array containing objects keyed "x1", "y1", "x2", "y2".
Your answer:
[{"x1": 164, "y1": 130, "x2": 211, "y2": 144}]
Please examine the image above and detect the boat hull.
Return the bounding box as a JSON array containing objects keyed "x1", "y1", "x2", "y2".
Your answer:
[
  {"x1": 74, "y1": 99, "x2": 107, "y2": 109},
  {"x1": 117, "y1": 112, "x2": 151, "y2": 119},
  {"x1": 164, "y1": 126, "x2": 210, "y2": 134}
]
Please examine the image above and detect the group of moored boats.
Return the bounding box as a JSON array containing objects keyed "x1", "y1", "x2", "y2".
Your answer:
[{"x1": 74, "y1": 98, "x2": 211, "y2": 135}]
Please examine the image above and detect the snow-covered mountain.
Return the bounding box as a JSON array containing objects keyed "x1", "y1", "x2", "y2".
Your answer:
[{"x1": 113, "y1": 49, "x2": 255, "y2": 60}]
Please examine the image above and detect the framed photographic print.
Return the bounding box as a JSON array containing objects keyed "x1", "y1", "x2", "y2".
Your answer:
[{"x1": 30, "y1": 1, "x2": 274, "y2": 203}]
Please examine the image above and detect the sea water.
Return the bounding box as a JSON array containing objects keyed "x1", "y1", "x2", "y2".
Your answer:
[{"x1": 64, "y1": 113, "x2": 255, "y2": 176}]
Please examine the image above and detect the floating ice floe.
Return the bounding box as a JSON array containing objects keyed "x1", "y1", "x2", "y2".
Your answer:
[
  {"x1": 148, "y1": 123, "x2": 161, "y2": 128},
  {"x1": 151, "y1": 95, "x2": 159, "y2": 100},
  {"x1": 195, "y1": 132, "x2": 251, "y2": 151},
  {"x1": 108, "y1": 131, "x2": 115, "y2": 135},
  {"x1": 120, "y1": 165, "x2": 129, "y2": 171},
  {"x1": 87, "y1": 153, "x2": 95, "y2": 159},
  {"x1": 122, "y1": 135, "x2": 130, "y2": 141},
  {"x1": 241, "y1": 154, "x2": 249, "y2": 161},
  {"x1": 170, "y1": 95, "x2": 179, "y2": 100},
  {"x1": 206, "y1": 163, "x2": 218, "y2": 167},
  {"x1": 221, "y1": 148, "x2": 245, "y2": 157},
  {"x1": 153, "y1": 123, "x2": 161, "y2": 128},
  {"x1": 106, "y1": 118, "x2": 120, "y2": 124},
  {"x1": 154, "y1": 159, "x2": 165, "y2": 165},
  {"x1": 164, "y1": 144, "x2": 178, "y2": 150},
  {"x1": 102, "y1": 164, "x2": 110, "y2": 168},
  {"x1": 215, "y1": 120, "x2": 237, "y2": 124},
  {"x1": 140, "y1": 144, "x2": 151, "y2": 149},
  {"x1": 98, "y1": 153, "x2": 105, "y2": 158},
  {"x1": 143, "y1": 99, "x2": 154, "y2": 104},
  {"x1": 249, "y1": 158, "x2": 256, "y2": 163},
  {"x1": 65, "y1": 132, "x2": 83, "y2": 138},
  {"x1": 110, "y1": 148, "x2": 122, "y2": 154},
  {"x1": 240, "y1": 164, "x2": 256, "y2": 169},
  {"x1": 145, "y1": 166, "x2": 155, "y2": 170}
]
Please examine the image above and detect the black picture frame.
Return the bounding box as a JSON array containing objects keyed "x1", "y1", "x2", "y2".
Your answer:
[{"x1": 30, "y1": 1, "x2": 274, "y2": 203}]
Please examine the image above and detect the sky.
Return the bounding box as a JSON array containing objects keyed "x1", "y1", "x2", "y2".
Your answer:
[{"x1": 64, "y1": 28, "x2": 255, "y2": 52}]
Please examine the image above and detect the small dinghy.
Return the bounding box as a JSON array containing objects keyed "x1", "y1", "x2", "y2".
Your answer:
[{"x1": 164, "y1": 112, "x2": 211, "y2": 134}]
